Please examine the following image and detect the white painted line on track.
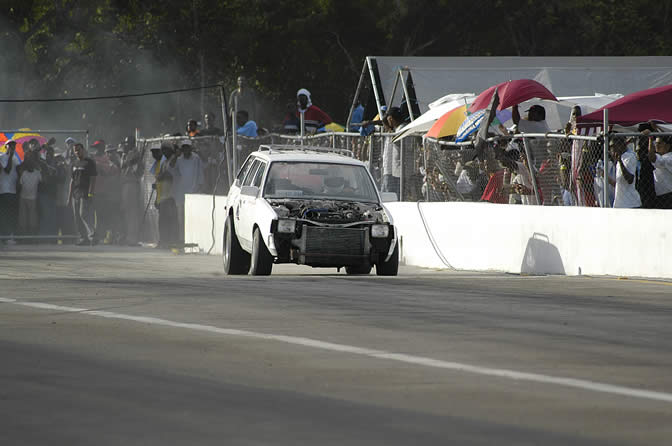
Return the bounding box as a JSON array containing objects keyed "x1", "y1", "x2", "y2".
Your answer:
[{"x1": 2, "y1": 296, "x2": 672, "y2": 404}]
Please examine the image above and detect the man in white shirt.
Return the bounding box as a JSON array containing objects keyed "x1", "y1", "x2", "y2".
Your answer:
[
  {"x1": 0, "y1": 140, "x2": 20, "y2": 244},
  {"x1": 171, "y1": 140, "x2": 204, "y2": 243},
  {"x1": 647, "y1": 135, "x2": 672, "y2": 209},
  {"x1": 610, "y1": 139, "x2": 641, "y2": 208}
]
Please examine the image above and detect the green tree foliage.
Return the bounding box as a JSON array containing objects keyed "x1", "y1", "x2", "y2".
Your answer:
[{"x1": 1, "y1": 0, "x2": 671, "y2": 137}]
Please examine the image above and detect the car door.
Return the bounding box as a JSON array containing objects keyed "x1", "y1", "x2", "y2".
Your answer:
[
  {"x1": 236, "y1": 159, "x2": 264, "y2": 250},
  {"x1": 226, "y1": 155, "x2": 255, "y2": 214}
]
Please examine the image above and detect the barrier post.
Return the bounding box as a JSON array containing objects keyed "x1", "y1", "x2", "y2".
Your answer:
[
  {"x1": 299, "y1": 112, "x2": 305, "y2": 146},
  {"x1": 603, "y1": 109, "x2": 609, "y2": 208}
]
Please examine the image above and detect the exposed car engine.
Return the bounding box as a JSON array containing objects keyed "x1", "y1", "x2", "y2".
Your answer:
[{"x1": 268, "y1": 199, "x2": 387, "y2": 225}]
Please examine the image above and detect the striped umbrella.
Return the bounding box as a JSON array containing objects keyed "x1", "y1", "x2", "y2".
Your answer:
[{"x1": 455, "y1": 110, "x2": 486, "y2": 142}]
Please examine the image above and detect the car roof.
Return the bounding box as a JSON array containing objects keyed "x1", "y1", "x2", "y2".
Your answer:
[{"x1": 248, "y1": 145, "x2": 365, "y2": 166}]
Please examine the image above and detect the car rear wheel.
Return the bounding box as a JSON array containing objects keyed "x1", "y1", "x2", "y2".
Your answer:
[
  {"x1": 249, "y1": 227, "x2": 273, "y2": 276},
  {"x1": 223, "y1": 215, "x2": 250, "y2": 274},
  {"x1": 345, "y1": 264, "x2": 372, "y2": 275},
  {"x1": 376, "y1": 243, "x2": 399, "y2": 276}
]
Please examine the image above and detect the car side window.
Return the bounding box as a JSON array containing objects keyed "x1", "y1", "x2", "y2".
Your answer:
[
  {"x1": 236, "y1": 156, "x2": 255, "y2": 184},
  {"x1": 242, "y1": 160, "x2": 261, "y2": 187},
  {"x1": 252, "y1": 162, "x2": 267, "y2": 188}
]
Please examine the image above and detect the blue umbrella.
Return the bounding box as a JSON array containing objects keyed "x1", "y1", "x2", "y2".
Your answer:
[{"x1": 455, "y1": 109, "x2": 485, "y2": 142}]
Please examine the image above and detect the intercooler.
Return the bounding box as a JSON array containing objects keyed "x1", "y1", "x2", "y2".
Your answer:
[{"x1": 295, "y1": 225, "x2": 369, "y2": 266}]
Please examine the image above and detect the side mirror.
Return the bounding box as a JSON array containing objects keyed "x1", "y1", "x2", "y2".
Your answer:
[
  {"x1": 234, "y1": 178, "x2": 241, "y2": 188},
  {"x1": 240, "y1": 185, "x2": 260, "y2": 197},
  {"x1": 380, "y1": 192, "x2": 398, "y2": 203}
]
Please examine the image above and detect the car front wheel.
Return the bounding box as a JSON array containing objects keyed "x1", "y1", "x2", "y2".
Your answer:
[
  {"x1": 223, "y1": 215, "x2": 250, "y2": 275},
  {"x1": 376, "y1": 243, "x2": 399, "y2": 276},
  {"x1": 249, "y1": 227, "x2": 273, "y2": 276}
]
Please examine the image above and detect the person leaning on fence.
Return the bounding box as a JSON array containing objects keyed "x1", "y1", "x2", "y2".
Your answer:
[
  {"x1": 67, "y1": 143, "x2": 98, "y2": 245},
  {"x1": 200, "y1": 111, "x2": 223, "y2": 136},
  {"x1": 186, "y1": 119, "x2": 200, "y2": 137},
  {"x1": 609, "y1": 138, "x2": 641, "y2": 208},
  {"x1": 236, "y1": 110, "x2": 258, "y2": 137},
  {"x1": 296, "y1": 88, "x2": 332, "y2": 134},
  {"x1": 643, "y1": 129, "x2": 672, "y2": 209}
]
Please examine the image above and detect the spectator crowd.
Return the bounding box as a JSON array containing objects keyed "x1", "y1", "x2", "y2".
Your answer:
[{"x1": 2, "y1": 85, "x2": 670, "y2": 248}]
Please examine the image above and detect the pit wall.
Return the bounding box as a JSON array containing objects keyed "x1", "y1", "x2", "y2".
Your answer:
[{"x1": 185, "y1": 194, "x2": 672, "y2": 279}]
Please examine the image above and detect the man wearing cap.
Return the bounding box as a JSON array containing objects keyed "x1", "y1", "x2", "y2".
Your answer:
[
  {"x1": 296, "y1": 88, "x2": 332, "y2": 134},
  {"x1": 170, "y1": 139, "x2": 204, "y2": 243},
  {"x1": 152, "y1": 143, "x2": 178, "y2": 247},
  {"x1": 0, "y1": 140, "x2": 20, "y2": 244},
  {"x1": 67, "y1": 143, "x2": 98, "y2": 245}
]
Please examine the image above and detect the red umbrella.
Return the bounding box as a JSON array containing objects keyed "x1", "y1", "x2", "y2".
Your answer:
[
  {"x1": 578, "y1": 84, "x2": 672, "y2": 126},
  {"x1": 469, "y1": 79, "x2": 558, "y2": 113}
]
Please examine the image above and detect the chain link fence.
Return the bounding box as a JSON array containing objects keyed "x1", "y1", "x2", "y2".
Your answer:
[{"x1": 3, "y1": 128, "x2": 670, "y2": 246}]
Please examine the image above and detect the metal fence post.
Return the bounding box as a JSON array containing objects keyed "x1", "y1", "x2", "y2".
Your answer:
[
  {"x1": 231, "y1": 93, "x2": 238, "y2": 176},
  {"x1": 400, "y1": 138, "x2": 405, "y2": 201},
  {"x1": 603, "y1": 109, "x2": 609, "y2": 208},
  {"x1": 521, "y1": 136, "x2": 541, "y2": 204},
  {"x1": 424, "y1": 140, "x2": 430, "y2": 201}
]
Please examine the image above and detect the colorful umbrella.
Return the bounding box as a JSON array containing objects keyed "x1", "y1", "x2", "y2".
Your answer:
[
  {"x1": 578, "y1": 84, "x2": 672, "y2": 126},
  {"x1": 0, "y1": 130, "x2": 47, "y2": 161},
  {"x1": 469, "y1": 79, "x2": 558, "y2": 113},
  {"x1": 455, "y1": 109, "x2": 486, "y2": 142},
  {"x1": 425, "y1": 105, "x2": 469, "y2": 139}
]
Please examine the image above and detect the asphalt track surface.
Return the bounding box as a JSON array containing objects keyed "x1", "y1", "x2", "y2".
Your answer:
[{"x1": 1, "y1": 245, "x2": 672, "y2": 445}]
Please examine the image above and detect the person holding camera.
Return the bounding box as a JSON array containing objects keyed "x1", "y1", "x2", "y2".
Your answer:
[{"x1": 170, "y1": 140, "x2": 203, "y2": 244}]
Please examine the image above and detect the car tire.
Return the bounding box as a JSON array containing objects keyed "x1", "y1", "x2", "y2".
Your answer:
[
  {"x1": 249, "y1": 227, "x2": 273, "y2": 276},
  {"x1": 345, "y1": 264, "x2": 372, "y2": 275},
  {"x1": 223, "y1": 215, "x2": 250, "y2": 275},
  {"x1": 376, "y1": 243, "x2": 399, "y2": 276}
]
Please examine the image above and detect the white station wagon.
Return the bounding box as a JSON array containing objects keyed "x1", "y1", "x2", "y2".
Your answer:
[{"x1": 222, "y1": 145, "x2": 399, "y2": 276}]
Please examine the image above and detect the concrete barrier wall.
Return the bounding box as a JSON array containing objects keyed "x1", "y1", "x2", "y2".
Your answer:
[
  {"x1": 185, "y1": 194, "x2": 228, "y2": 255},
  {"x1": 185, "y1": 194, "x2": 672, "y2": 279},
  {"x1": 387, "y1": 201, "x2": 672, "y2": 279}
]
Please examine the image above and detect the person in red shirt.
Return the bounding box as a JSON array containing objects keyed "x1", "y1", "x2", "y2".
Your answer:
[{"x1": 296, "y1": 88, "x2": 332, "y2": 134}]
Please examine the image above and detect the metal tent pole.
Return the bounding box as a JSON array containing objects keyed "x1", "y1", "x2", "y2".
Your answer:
[
  {"x1": 346, "y1": 60, "x2": 368, "y2": 131},
  {"x1": 603, "y1": 109, "x2": 610, "y2": 208},
  {"x1": 366, "y1": 57, "x2": 386, "y2": 120},
  {"x1": 219, "y1": 85, "x2": 233, "y2": 186},
  {"x1": 399, "y1": 69, "x2": 415, "y2": 122}
]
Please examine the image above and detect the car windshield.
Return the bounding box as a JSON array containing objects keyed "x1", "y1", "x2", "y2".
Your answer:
[{"x1": 263, "y1": 161, "x2": 379, "y2": 203}]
